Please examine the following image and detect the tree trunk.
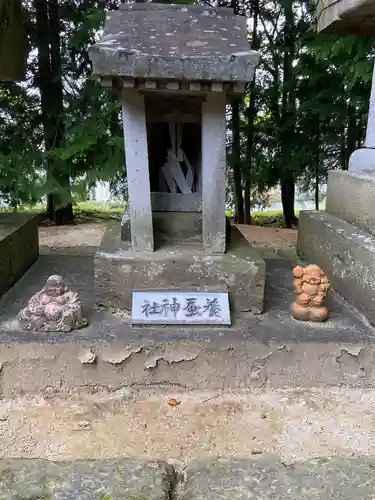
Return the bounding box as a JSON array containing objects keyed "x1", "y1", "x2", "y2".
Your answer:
[
  {"x1": 0, "y1": 0, "x2": 28, "y2": 81},
  {"x1": 35, "y1": 0, "x2": 73, "y2": 225},
  {"x1": 314, "y1": 121, "x2": 320, "y2": 211},
  {"x1": 281, "y1": 176, "x2": 297, "y2": 228},
  {"x1": 231, "y1": 98, "x2": 244, "y2": 224},
  {"x1": 35, "y1": 0, "x2": 54, "y2": 220},
  {"x1": 229, "y1": 0, "x2": 244, "y2": 224},
  {"x1": 315, "y1": 175, "x2": 319, "y2": 211},
  {"x1": 280, "y1": 0, "x2": 297, "y2": 227},
  {"x1": 49, "y1": 0, "x2": 73, "y2": 225},
  {"x1": 344, "y1": 105, "x2": 357, "y2": 170},
  {"x1": 244, "y1": 183, "x2": 251, "y2": 224},
  {"x1": 244, "y1": 0, "x2": 259, "y2": 226}
]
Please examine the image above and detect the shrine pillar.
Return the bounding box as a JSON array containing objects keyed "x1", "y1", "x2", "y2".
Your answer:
[{"x1": 121, "y1": 90, "x2": 154, "y2": 252}]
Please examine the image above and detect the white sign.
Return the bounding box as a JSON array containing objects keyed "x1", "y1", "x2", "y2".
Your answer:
[{"x1": 132, "y1": 290, "x2": 231, "y2": 325}]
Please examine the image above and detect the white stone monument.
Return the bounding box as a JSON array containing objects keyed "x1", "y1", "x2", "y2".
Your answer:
[{"x1": 89, "y1": 3, "x2": 265, "y2": 322}]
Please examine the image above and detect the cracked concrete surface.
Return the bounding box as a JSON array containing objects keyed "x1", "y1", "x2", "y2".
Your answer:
[
  {"x1": 1, "y1": 388, "x2": 375, "y2": 465},
  {"x1": 0, "y1": 340, "x2": 374, "y2": 397}
]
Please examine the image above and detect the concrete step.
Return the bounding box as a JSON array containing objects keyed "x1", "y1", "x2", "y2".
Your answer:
[
  {"x1": 298, "y1": 210, "x2": 375, "y2": 326},
  {"x1": 1, "y1": 388, "x2": 375, "y2": 498},
  {"x1": 0, "y1": 456, "x2": 374, "y2": 498},
  {"x1": 2, "y1": 388, "x2": 375, "y2": 463}
]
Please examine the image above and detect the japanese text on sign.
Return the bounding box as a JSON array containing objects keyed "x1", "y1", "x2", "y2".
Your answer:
[{"x1": 132, "y1": 291, "x2": 231, "y2": 325}]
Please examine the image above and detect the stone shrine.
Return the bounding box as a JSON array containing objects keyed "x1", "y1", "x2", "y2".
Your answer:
[
  {"x1": 298, "y1": 0, "x2": 375, "y2": 324},
  {"x1": 88, "y1": 3, "x2": 264, "y2": 319}
]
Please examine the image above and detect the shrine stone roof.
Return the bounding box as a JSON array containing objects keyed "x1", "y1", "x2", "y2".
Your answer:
[
  {"x1": 316, "y1": 0, "x2": 375, "y2": 35},
  {"x1": 88, "y1": 3, "x2": 259, "y2": 83}
]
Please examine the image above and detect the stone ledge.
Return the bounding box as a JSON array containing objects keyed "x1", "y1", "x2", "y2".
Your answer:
[
  {"x1": 0, "y1": 214, "x2": 39, "y2": 297},
  {"x1": 1, "y1": 340, "x2": 375, "y2": 397},
  {"x1": 1, "y1": 457, "x2": 375, "y2": 499},
  {"x1": 326, "y1": 170, "x2": 375, "y2": 236},
  {"x1": 0, "y1": 458, "x2": 174, "y2": 499},
  {"x1": 297, "y1": 210, "x2": 375, "y2": 325},
  {"x1": 182, "y1": 456, "x2": 375, "y2": 499}
]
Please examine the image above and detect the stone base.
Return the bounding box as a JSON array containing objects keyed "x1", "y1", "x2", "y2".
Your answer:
[
  {"x1": 0, "y1": 213, "x2": 39, "y2": 297},
  {"x1": 95, "y1": 221, "x2": 265, "y2": 314},
  {"x1": 297, "y1": 210, "x2": 375, "y2": 325},
  {"x1": 122, "y1": 211, "x2": 203, "y2": 244},
  {"x1": 326, "y1": 169, "x2": 375, "y2": 235},
  {"x1": 152, "y1": 211, "x2": 202, "y2": 245}
]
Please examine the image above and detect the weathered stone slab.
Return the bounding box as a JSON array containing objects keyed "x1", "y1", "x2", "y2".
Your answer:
[
  {"x1": 95, "y1": 222, "x2": 265, "y2": 314},
  {"x1": 1, "y1": 457, "x2": 375, "y2": 499},
  {"x1": 326, "y1": 170, "x2": 375, "y2": 236},
  {"x1": 0, "y1": 213, "x2": 39, "y2": 297},
  {"x1": 0, "y1": 458, "x2": 174, "y2": 499},
  {"x1": 152, "y1": 212, "x2": 202, "y2": 244},
  {"x1": 88, "y1": 4, "x2": 259, "y2": 83},
  {"x1": 182, "y1": 457, "x2": 375, "y2": 499},
  {"x1": 151, "y1": 192, "x2": 202, "y2": 213},
  {"x1": 315, "y1": 0, "x2": 375, "y2": 35},
  {"x1": 297, "y1": 210, "x2": 375, "y2": 325}
]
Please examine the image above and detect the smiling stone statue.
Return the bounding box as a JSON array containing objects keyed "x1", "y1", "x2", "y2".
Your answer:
[{"x1": 18, "y1": 275, "x2": 88, "y2": 333}]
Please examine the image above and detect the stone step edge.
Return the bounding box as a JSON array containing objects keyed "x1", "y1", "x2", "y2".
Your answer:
[
  {"x1": 297, "y1": 210, "x2": 375, "y2": 326},
  {"x1": 326, "y1": 169, "x2": 375, "y2": 236},
  {"x1": 0, "y1": 456, "x2": 374, "y2": 499},
  {"x1": 301, "y1": 210, "x2": 375, "y2": 253},
  {"x1": 0, "y1": 340, "x2": 375, "y2": 396}
]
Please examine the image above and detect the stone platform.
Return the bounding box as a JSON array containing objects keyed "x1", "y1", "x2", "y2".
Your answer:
[
  {"x1": 95, "y1": 221, "x2": 265, "y2": 314},
  {"x1": 0, "y1": 251, "x2": 375, "y2": 395},
  {"x1": 0, "y1": 213, "x2": 39, "y2": 297},
  {"x1": 297, "y1": 169, "x2": 375, "y2": 326},
  {"x1": 0, "y1": 456, "x2": 374, "y2": 499}
]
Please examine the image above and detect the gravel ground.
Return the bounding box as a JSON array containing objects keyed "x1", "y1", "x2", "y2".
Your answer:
[{"x1": 38, "y1": 222, "x2": 297, "y2": 255}]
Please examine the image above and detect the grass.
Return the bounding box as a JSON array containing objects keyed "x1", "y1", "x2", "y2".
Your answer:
[
  {"x1": 228, "y1": 209, "x2": 300, "y2": 228},
  {"x1": 2, "y1": 202, "x2": 297, "y2": 228},
  {"x1": 1, "y1": 201, "x2": 124, "y2": 224}
]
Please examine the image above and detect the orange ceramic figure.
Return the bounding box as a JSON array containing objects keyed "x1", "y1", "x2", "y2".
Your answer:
[{"x1": 291, "y1": 264, "x2": 330, "y2": 322}]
